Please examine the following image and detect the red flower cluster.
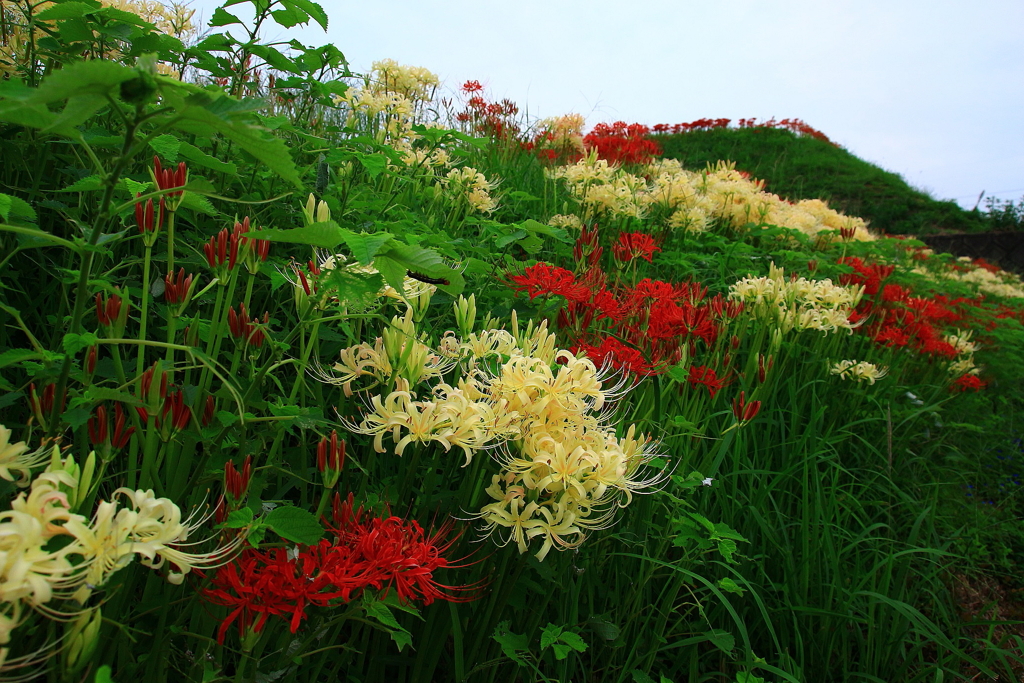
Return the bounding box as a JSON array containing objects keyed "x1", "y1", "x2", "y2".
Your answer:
[
  {"x1": 613, "y1": 232, "x2": 661, "y2": 263},
  {"x1": 582, "y1": 122, "x2": 662, "y2": 166},
  {"x1": 951, "y1": 374, "x2": 985, "y2": 392},
  {"x1": 650, "y1": 117, "x2": 835, "y2": 145},
  {"x1": 454, "y1": 88, "x2": 522, "y2": 141},
  {"x1": 510, "y1": 251, "x2": 741, "y2": 378},
  {"x1": 203, "y1": 495, "x2": 475, "y2": 644}
]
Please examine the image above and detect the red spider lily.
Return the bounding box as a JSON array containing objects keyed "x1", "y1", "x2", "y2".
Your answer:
[
  {"x1": 27, "y1": 383, "x2": 65, "y2": 430},
  {"x1": 202, "y1": 396, "x2": 215, "y2": 427},
  {"x1": 573, "y1": 337, "x2": 655, "y2": 376},
  {"x1": 227, "y1": 303, "x2": 269, "y2": 348},
  {"x1": 204, "y1": 494, "x2": 478, "y2": 644},
  {"x1": 951, "y1": 374, "x2": 985, "y2": 392},
  {"x1": 687, "y1": 365, "x2": 729, "y2": 398},
  {"x1": 317, "y1": 431, "x2": 345, "y2": 488},
  {"x1": 509, "y1": 263, "x2": 591, "y2": 303},
  {"x1": 234, "y1": 217, "x2": 270, "y2": 272},
  {"x1": 583, "y1": 122, "x2": 661, "y2": 166},
  {"x1": 164, "y1": 268, "x2": 195, "y2": 306},
  {"x1": 95, "y1": 288, "x2": 129, "y2": 336},
  {"x1": 87, "y1": 403, "x2": 136, "y2": 449},
  {"x1": 152, "y1": 157, "x2": 187, "y2": 197},
  {"x1": 758, "y1": 354, "x2": 774, "y2": 383},
  {"x1": 134, "y1": 194, "x2": 165, "y2": 247},
  {"x1": 461, "y1": 80, "x2": 483, "y2": 93},
  {"x1": 203, "y1": 227, "x2": 241, "y2": 274},
  {"x1": 85, "y1": 345, "x2": 97, "y2": 378},
  {"x1": 613, "y1": 232, "x2": 661, "y2": 263},
  {"x1": 224, "y1": 455, "x2": 252, "y2": 502},
  {"x1": 731, "y1": 391, "x2": 762, "y2": 423}
]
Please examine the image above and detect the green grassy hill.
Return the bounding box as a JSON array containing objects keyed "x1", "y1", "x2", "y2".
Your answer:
[{"x1": 654, "y1": 127, "x2": 990, "y2": 235}]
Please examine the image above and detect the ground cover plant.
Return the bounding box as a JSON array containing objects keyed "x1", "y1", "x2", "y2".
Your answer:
[{"x1": 3, "y1": 1, "x2": 1024, "y2": 681}]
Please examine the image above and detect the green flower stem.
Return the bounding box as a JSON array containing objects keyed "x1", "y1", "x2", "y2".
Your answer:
[
  {"x1": 166, "y1": 209, "x2": 176, "y2": 275},
  {"x1": 135, "y1": 244, "x2": 154, "y2": 379},
  {"x1": 47, "y1": 103, "x2": 141, "y2": 436}
]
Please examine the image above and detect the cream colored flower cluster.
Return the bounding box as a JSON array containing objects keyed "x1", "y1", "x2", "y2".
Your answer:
[
  {"x1": 945, "y1": 329, "x2": 980, "y2": 376},
  {"x1": 0, "y1": 436, "x2": 237, "y2": 662},
  {"x1": 329, "y1": 300, "x2": 661, "y2": 560},
  {"x1": 547, "y1": 153, "x2": 646, "y2": 222},
  {"x1": 910, "y1": 262, "x2": 1024, "y2": 299},
  {"x1": 829, "y1": 360, "x2": 888, "y2": 384},
  {"x1": 437, "y1": 166, "x2": 499, "y2": 213},
  {"x1": 535, "y1": 114, "x2": 586, "y2": 155},
  {"x1": 637, "y1": 160, "x2": 874, "y2": 241},
  {"x1": 729, "y1": 263, "x2": 865, "y2": 334}
]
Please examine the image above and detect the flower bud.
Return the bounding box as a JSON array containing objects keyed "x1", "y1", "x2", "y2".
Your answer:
[{"x1": 454, "y1": 294, "x2": 477, "y2": 337}]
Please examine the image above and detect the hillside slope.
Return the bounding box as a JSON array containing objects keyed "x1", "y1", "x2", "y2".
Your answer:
[{"x1": 654, "y1": 127, "x2": 988, "y2": 235}]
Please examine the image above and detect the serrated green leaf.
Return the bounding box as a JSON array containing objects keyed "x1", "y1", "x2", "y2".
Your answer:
[
  {"x1": 224, "y1": 507, "x2": 254, "y2": 528},
  {"x1": 263, "y1": 505, "x2": 323, "y2": 545},
  {"x1": 559, "y1": 631, "x2": 587, "y2": 653},
  {"x1": 717, "y1": 577, "x2": 746, "y2": 595},
  {"x1": 717, "y1": 538, "x2": 738, "y2": 563},
  {"x1": 178, "y1": 191, "x2": 218, "y2": 216},
  {"x1": 165, "y1": 90, "x2": 302, "y2": 188},
  {"x1": 390, "y1": 629, "x2": 413, "y2": 652},
  {"x1": 44, "y1": 93, "x2": 108, "y2": 134},
  {"x1": 209, "y1": 7, "x2": 242, "y2": 26},
  {"x1": 178, "y1": 141, "x2": 237, "y2": 174},
  {"x1": 148, "y1": 134, "x2": 181, "y2": 162},
  {"x1": 121, "y1": 178, "x2": 150, "y2": 196},
  {"x1": 587, "y1": 617, "x2": 620, "y2": 641},
  {"x1": 63, "y1": 332, "x2": 99, "y2": 356},
  {"x1": 271, "y1": 6, "x2": 307, "y2": 28},
  {"x1": 35, "y1": 2, "x2": 100, "y2": 21},
  {"x1": 284, "y1": 0, "x2": 328, "y2": 30},
  {"x1": 340, "y1": 231, "x2": 394, "y2": 264},
  {"x1": 63, "y1": 406, "x2": 92, "y2": 430},
  {"x1": 630, "y1": 670, "x2": 656, "y2": 683},
  {"x1": 0, "y1": 348, "x2": 43, "y2": 369},
  {"x1": 0, "y1": 195, "x2": 11, "y2": 222},
  {"x1": 377, "y1": 241, "x2": 446, "y2": 276},
  {"x1": 247, "y1": 44, "x2": 300, "y2": 74},
  {"x1": 30, "y1": 60, "x2": 136, "y2": 105},
  {"x1": 704, "y1": 629, "x2": 735, "y2": 654},
  {"x1": 257, "y1": 221, "x2": 348, "y2": 248},
  {"x1": 551, "y1": 643, "x2": 571, "y2": 660},
  {"x1": 494, "y1": 229, "x2": 527, "y2": 248},
  {"x1": 216, "y1": 411, "x2": 239, "y2": 427},
  {"x1": 59, "y1": 175, "x2": 103, "y2": 193},
  {"x1": 365, "y1": 599, "x2": 401, "y2": 630},
  {"x1": 540, "y1": 624, "x2": 562, "y2": 650},
  {"x1": 492, "y1": 621, "x2": 529, "y2": 665},
  {"x1": 373, "y1": 254, "x2": 408, "y2": 296},
  {"x1": 94, "y1": 664, "x2": 116, "y2": 683}
]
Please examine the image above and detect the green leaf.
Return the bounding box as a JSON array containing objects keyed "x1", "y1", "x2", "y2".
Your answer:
[
  {"x1": 94, "y1": 665, "x2": 116, "y2": 683},
  {"x1": 492, "y1": 621, "x2": 529, "y2": 666},
  {"x1": 59, "y1": 175, "x2": 103, "y2": 193},
  {"x1": 121, "y1": 178, "x2": 150, "y2": 196},
  {"x1": 178, "y1": 191, "x2": 218, "y2": 216},
  {"x1": 63, "y1": 406, "x2": 91, "y2": 430},
  {"x1": 224, "y1": 507, "x2": 254, "y2": 528},
  {"x1": 148, "y1": 134, "x2": 181, "y2": 162},
  {"x1": 271, "y1": 6, "x2": 307, "y2": 28},
  {"x1": 377, "y1": 242, "x2": 446, "y2": 276},
  {"x1": 177, "y1": 141, "x2": 237, "y2": 174},
  {"x1": 559, "y1": 631, "x2": 587, "y2": 653},
  {"x1": 246, "y1": 44, "x2": 300, "y2": 74},
  {"x1": 631, "y1": 671, "x2": 656, "y2": 683},
  {"x1": 263, "y1": 505, "x2": 323, "y2": 545},
  {"x1": 63, "y1": 332, "x2": 99, "y2": 356},
  {"x1": 30, "y1": 60, "x2": 136, "y2": 105},
  {"x1": 552, "y1": 643, "x2": 571, "y2": 660},
  {"x1": 521, "y1": 218, "x2": 571, "y2": 243},
  {"x1": 284, "y1": 0, "x2": 328, "y2": 30},
  {"x1": 717, "y1": 577, "x2": 746, "y2": 595},
  {"x1": 340, "y1": 231, "x2": 394, "y2": 265},
  {"x1": 365, "y1": 599, "x2": 401, "y2": 629},
  {"x1": 35, "y1": 2, "x2": 101, "y2": 21},
  {"x1": 258, "y1": 221, "x2": 349, "y2": 248},
  {"x1": 165, "y1": 91, "x2": 302, "y2": 188},
  {"x1": 704, "y1": 629, "x2": 735, "y2": 654},
  {"x1": 0, "y1": 348, "x2": 44, "y2": 369},
  {"x1": 84, "y1": 387, "x2": 144, "y2": 407},
  {"x1": 209, "y1": 7, "x2": 243, "y2": 26},
  {"x1": 587, "y1": 617, "x2": 620, "y2": 642},
  {"x1": 0, "y1": 194, "x2": 11, "y2": 222},
  {"x1": 540, "y1": 624, "x2": 562, "y2": 650}
]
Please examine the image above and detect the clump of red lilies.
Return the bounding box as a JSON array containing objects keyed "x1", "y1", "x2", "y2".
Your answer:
[
  {"x1": 509, "y1": 225, "x2": 742, "y2": 383},
  {"x1": 202, "y1": 494, "x2": 478, "y2": 644}
]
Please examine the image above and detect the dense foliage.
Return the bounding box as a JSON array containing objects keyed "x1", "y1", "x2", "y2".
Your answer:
[{"x1": 2, "y1": 2, "x2": 1024, "y2": 682}]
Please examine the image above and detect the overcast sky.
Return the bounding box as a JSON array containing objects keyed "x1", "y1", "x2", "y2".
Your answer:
[{"x1": 188, "y1": 0, "x2": 1024, "y2": 210}]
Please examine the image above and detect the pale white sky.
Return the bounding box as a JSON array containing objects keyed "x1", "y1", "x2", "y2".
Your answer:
[{"x1": 187, "y1": 0, "x2": 1024, "y2": 209}]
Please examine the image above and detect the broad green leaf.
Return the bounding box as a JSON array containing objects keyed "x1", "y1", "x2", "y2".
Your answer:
[
  {"x1": 84, "y1": 387, "x2": 144, "y2": 407},
  {"x1": 0, "y1": 349, "x2": 43, "y2": 370},
  {"x1": 35, "y1": 2, "x2": 101, "y2": 21},
  {"x1": 59, "y1": 176, "x2": 103, "y2": 193},
  {"x1": 630, "y1": 671, "x2": 656, "y2": 683},
  {"x1": 559, "y1": 631, "x2": 587, "y2": 652},
  {"x1": 224, "y1": 507, "x2": 254, "y2": 528},
  {"x1": 178, "y1": 191, "x2": 218, "y2": 216},
  {"x1": 178, "y1": 141, "x2": 237, "y2": 174},
  {"x1": 390, "y1": 629, "x2": 413, "y2": 652},
  {"x1": 247, "y1": 44, "x2": 301, "y2": 74},
  {"x1": 284, "y1": 0, "x2": 328, "y2": 30},
  {"x1": 148, "y1": 134, "x2": 181, "y2": 162},
  {"x1": 263, "y1": 505, "x2": 323, "y2": 545},
  {"x1": 492, "y1": 621, "x2": 529, "y2": 665},
  {"x1": 209, "y1": 7, "x2": 243, "y2": 26},
  {"x1": 63, "y1": 332, "x2": 99, "y2": 356},
  {"x1": 28, "y1": 60, "x2": 136, "y2": 105},
  {"x1": 552, "y1": 643, "x2": 571, "y2": 660},
  {"x1": 376, "y1": 242, "x2": 446, "y2": 276},
  {"x1": 373, "y1": 253, "x2": 408, "y2": 295},
  {"x1": 164, "y1": 90, "x2": 302, "y2": 188},
  {"x1": 587, "y1": 617, "x2": 620, "y2": 641},
  {"x1": 494, "y1": 229, "x2": 527, "y2": 248},
  {"x1": 704, "y1": 629, "x2": 735, "y2": 654},
  {"x1": 0, "y1": 195, "x2": 11, "y2": 222},
  {"x1": 94, "y1": 665, "x2": 116, "y2": 683},
  {"x1": 365, "y1": 599, "x2": 401, "y2": 629},
  {"x1": 540, "y1": 624, "x2": 562, "y2": 650},
  {"x1": 717, "y1": 577, "x2": 746, "y2": 595},
  {"x1": 44, "y1": 93, "x2": 108, "y2": 133},
  {"x1": 271, "y1": 6, "x2": 307, "y2": 28},
  {"x1": 340, "y1": 231, "x2": 394, "y2": 264},
  {"x1": 258, "y1": 221, "x2": 349, "y2": 248},
  {"x1": 63, "y1": 406, "x2": 91, "y2": 430}
]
